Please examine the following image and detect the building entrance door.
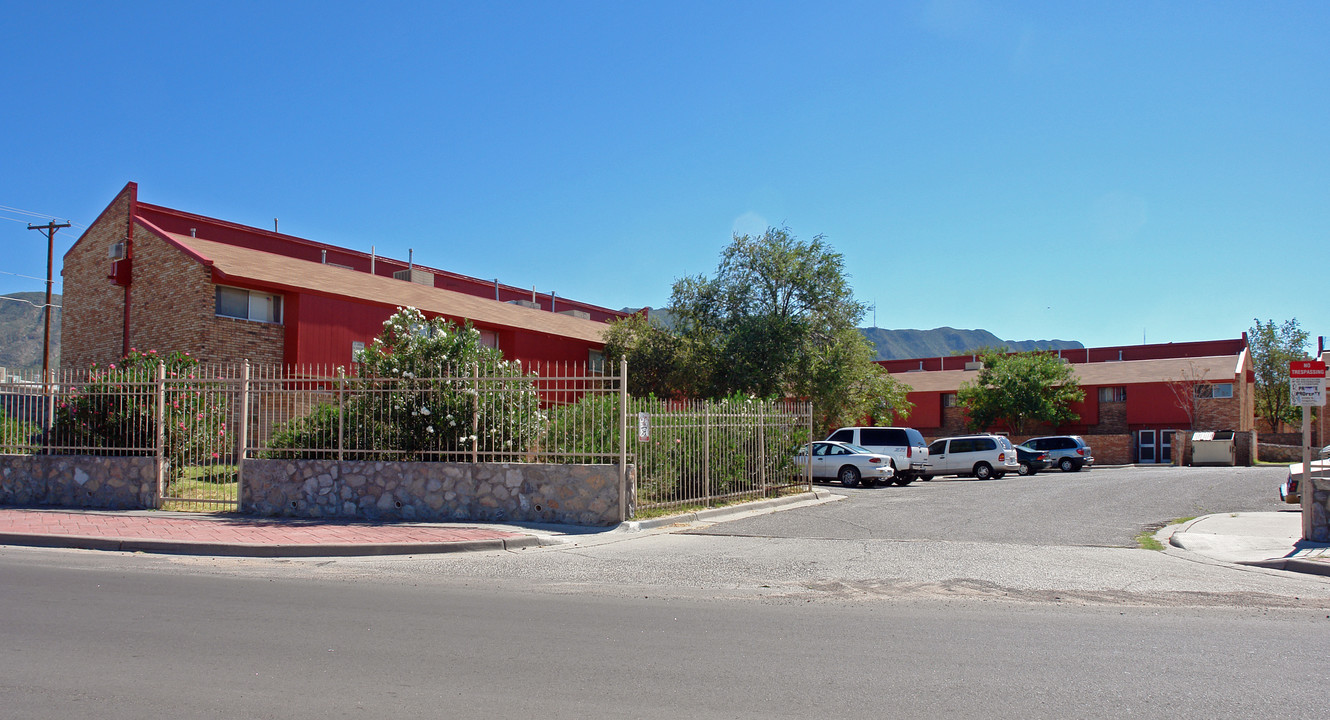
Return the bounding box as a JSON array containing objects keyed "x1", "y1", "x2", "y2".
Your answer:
[
  {"x1": 1160, "y1": 430, "x2": 1174, "y2": 464},
  {"x1": 1138, "y1": 429, "x2": 1157, "y2": 463}
]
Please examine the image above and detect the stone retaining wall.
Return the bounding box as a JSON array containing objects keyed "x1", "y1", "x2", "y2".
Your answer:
[
  {"x1": 0, "y1": 455, "x2": 156, "y2": 509},
  {"x1": 1310, "y1": 475, "x2": 1330, "y2": 543},
  {"x1": 243, "y1": 459, "x2": 633, "y2": 526}
]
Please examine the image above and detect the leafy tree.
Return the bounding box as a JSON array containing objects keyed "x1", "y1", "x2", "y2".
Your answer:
[
  {"x1": 613, "y1": 226, "x2": 911, "y2": 433},
  {"x1": 957, "y1": 348, "x2": 1083, "y2": 434},
  {"x1": 1249, "y1": 318, "x2": 1310, "y2": 430},
  {"x1": 601, "y1": 313, "x2": 697, "y2": 398}
]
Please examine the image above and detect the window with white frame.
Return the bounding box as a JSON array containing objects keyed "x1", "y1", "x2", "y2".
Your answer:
[
  {"x1": 941, "y1": 393, "x2": 958, "y2": 407},
  {"x1": 215, "y1": 286, "x2": 282, "y2": 323},
  {"x1": 1098, "y1": 386, "x2": 1127, "y2": 403},
  {"x1": 1194, "y1": 382, "x2": 1233, "y2": 399}
]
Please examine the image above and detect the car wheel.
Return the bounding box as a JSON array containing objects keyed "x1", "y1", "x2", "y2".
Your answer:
[
  {"x1": 838, "y1": 465, "x2": 861, "y2": 487},
  {"x1": 893, "y1": 475, "x2": 915, "y2": 486},
  {"x1": 1018, "y1": 462, "x2": 1031, "y2": 476},
  {"x1": 1059, "y1": 458, "x2": 1074, "y2": 472},
  {"x1": 973, "y1": 462, "x2": 993, "y2": 480}
]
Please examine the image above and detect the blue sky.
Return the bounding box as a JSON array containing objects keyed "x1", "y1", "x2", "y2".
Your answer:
[{"x1": 2, "y1": 1, "x2": 1326, "y2": 351}]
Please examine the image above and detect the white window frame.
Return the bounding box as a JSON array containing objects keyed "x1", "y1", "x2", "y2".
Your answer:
[
  {"x1": 215, "y1": 286, "x2": 282, "y2": 324},
  {"x1": 1195, "y1": 382, "x2": 1233, "y2": 399},
  {"x1": 941, "y1": 393, "x2": 958, "y2": 407},
  {"x1": 1097, "y1": 386, "x2": 1127, "y2": 403}
]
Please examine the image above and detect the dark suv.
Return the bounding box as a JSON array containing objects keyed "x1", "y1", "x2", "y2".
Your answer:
[{"x1": 1024, "y1": 435, "x2": 1094, "y2": 472}]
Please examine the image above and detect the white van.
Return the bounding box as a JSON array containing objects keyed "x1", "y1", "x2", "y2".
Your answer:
[
  {"x1": 922, "y1": 435, "x2": 1019, "y2": 480},
  {"x1": 825, "y1": 426, "x2": 930, "y2": 485}
]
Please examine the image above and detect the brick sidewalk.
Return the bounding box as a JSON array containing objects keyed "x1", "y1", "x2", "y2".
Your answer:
[{"x1": 0, "y1": 508, "x2": 534, "y2": 557}]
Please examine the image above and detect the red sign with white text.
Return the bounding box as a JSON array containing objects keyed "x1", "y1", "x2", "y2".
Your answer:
[{"x1": 1290, "y1": 361, "x2": 1327, "y2": 378}]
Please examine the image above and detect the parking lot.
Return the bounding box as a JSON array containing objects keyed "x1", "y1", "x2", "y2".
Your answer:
[{"x1": 692, "y1": 464, "x2": 1293, "y2": 548}]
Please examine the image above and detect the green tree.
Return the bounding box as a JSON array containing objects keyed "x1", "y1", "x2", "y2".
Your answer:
[
  {"x1": 957, "y1": 349, "x2": 1084, "y2": 434},
  {"x1": 620, "y1": 226, "x2": 910, "y2": 432},
  {"x1": 1249, "y1": 317, "x2": 1310, "y2": 429}
]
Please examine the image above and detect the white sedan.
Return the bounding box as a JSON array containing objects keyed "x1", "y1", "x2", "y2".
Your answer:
[{"x1": 794, "y1": 441, "x2": 896, "y2": 487}]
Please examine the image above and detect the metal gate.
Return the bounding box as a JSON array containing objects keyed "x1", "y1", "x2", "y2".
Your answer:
[{"x1": 156, "y1": 366, "x2": 244, "y2": 512}]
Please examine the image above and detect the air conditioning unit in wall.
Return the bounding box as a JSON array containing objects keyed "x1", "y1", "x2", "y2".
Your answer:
[
  {"x1": 392, "y1": 268, "x2": 434, "y2": 286},
  {"x1": 108, "y1": 242, "x2": 127, "y2": 261}
]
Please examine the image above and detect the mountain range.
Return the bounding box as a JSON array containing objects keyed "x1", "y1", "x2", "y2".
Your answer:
[
  {"x1": 0, "y1": 292, "x2": 61, "y2": 375},
  {"x1": 860, "y1": 326, "x2": 1082, "y2": 360}
]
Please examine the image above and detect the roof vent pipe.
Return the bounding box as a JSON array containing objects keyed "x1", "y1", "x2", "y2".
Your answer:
[
  {"x1": 494, "y1": 278, "x2": 500, "y2": 301},
  {"x1": 321, "y1": 249, "x2": 327, "y2": 264},
  {"x1": 1119, "y1": 350, "x2": 1123, "y2": 361},
  {"x1": 408, "y1": 249, "x2": 414, "y2": 272},
  {"x1": 274, "y1": 218, "x2": 278, "y2": 232},
  {"x1": 190, "y1": 228, "x2": 196, "y2": 238},
  {"x1": 550, "y1": 291, "x2": 556, "y2": 313},
  {"x1": 370, "y1": 245, "x2": 375, "y2": 274},
  {"x1": 532, "y1": 285, "x2": 536, "y2": 303}
]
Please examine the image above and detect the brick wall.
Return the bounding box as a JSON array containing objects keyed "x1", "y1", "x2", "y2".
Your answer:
[
  {"x1": 129, "y1": 224, "x2": 285, "y2": 366},
  {"x1": 61, "y1": 207, "x2": 285, "y2": 370},
  {"x1": 60, "y1": 186, "x2": 132, "y2": 369}
]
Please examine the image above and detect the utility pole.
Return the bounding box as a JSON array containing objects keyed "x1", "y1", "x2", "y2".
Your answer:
[{"x1": 27, "y1": 221, "x2": 70, "y2": 384}]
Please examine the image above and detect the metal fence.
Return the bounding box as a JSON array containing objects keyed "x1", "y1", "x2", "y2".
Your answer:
[
  {"x1": 631, "y1": 397, "x2": 812, "y2": 511},
  {"x1": 1, "y1": 361, "x2": 812, "y2": 514}
]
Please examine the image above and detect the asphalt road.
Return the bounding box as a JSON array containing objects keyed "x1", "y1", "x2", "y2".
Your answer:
[
  {"x1": 2, "y1": 550, "x2": 1328, "y2": 720},
  {"x1": 3, "y1": 463, "x2": 1330, "y2": 719}
]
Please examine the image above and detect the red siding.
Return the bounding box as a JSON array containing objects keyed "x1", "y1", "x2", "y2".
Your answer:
[
  {"x1": 1068, "y1": 390, "x2": 1098, "y2": 426},
  {"x1": 905, "y1": 392, "x2": 942, "y2": 429},
  {"x1": 1125, "y1": 382, "x2": 1191, "y2": 425}
]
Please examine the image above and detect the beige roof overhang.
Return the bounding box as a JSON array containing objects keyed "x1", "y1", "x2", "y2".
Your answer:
[
  {"x1": 144, "y1": 224, "x2": 608, "y2": 344},
  {"x1": 893, "y1": 354, "x2": 1246, "y2": 393}
]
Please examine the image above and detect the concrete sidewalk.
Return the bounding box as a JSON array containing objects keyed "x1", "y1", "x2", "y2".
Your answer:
[
  {"x1": 1166, "y1": 511, "x2": 1330, "y2": 577},
  {"x1": 0, "y1": 491, "x2": 835, "y2": 558},
  {"x1": 0, "y1": 508, "x2": 567, "y2": 557}
]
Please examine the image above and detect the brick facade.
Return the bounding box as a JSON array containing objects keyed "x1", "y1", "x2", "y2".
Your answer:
[
  {"x1": 61, "y1": 189, "x2": 287, "y2": 370},
  {"x1": 60, "y1": 185, "x2": 132, "y2": 369}
]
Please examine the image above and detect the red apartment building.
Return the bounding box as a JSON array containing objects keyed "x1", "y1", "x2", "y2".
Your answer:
[
  {"x1": 880, "y1": 338, "x2": 1256, "y2": 465},
  {"x1": 60, "y1": 182, "x2": 632, "y2": 371}
]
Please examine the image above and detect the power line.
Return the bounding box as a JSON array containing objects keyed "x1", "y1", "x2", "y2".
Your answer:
[
  {"x1": 0, "y1": 204, "x2": 85, "y2": 229},
  {"x1": 0, "y1": 269, "x2": 61, "y2": 286},
  {"x1": 0, "y1": 295, "x2": 62, "y2": 309}
]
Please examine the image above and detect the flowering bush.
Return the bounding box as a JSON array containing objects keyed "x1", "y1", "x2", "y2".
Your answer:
[
  {"x1": 267, "y1": 308, "x2": 546, "y2": 460},
  {"x1": 51, "y1": 349, "x2": 233, "y2": 479}
]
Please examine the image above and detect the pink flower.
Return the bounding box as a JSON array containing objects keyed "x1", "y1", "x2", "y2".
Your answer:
[{"x1": 211, "y1": 452, "x2": 219, "y2": 459}]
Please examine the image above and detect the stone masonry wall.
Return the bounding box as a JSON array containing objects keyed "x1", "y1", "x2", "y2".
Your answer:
[
  {"x1": 0, "y1": 455, "x2": 156, "y2": 509},
  {"x1": 244, "y1": 460, "x2": 632, "y2": 526},
  {"x1": 1310, "y1": 473, "x2": 1330, "y2": 543}
]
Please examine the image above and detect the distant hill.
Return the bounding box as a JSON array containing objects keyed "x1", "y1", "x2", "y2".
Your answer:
[
  {"x1": 862, "y1": 327, "x2": 1082, "y2": 361},
  {"x1": 0, "y1": 292, "x2": 61, "y2": 374}
]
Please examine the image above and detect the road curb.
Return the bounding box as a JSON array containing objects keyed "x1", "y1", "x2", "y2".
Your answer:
[
  {"x1": 613, "y1": 489, "x2": 839, "y2": 533},
  {"x1": 0, "y1": 531, "x2": 556, "y2": 558}
]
